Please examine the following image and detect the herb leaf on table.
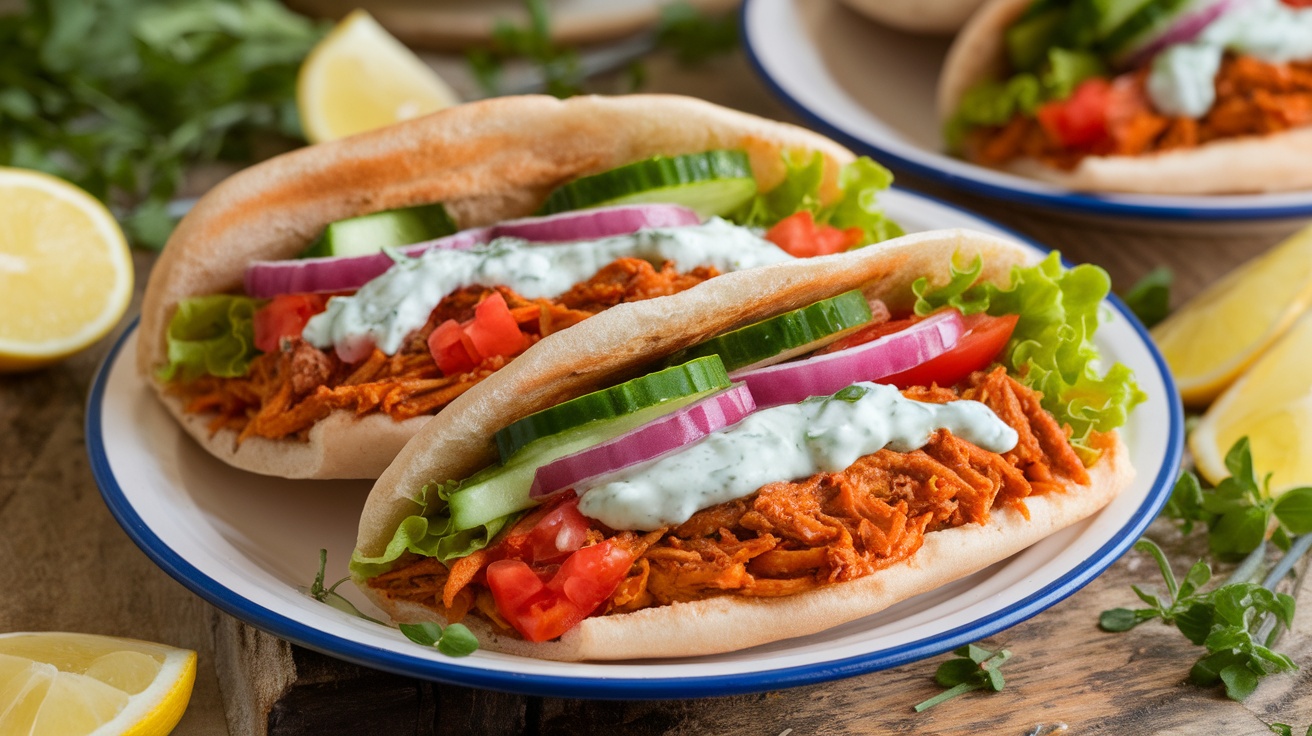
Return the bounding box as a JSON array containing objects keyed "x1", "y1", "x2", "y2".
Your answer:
[
  {"x1": 1121, "y1": 267, "x2": 1173, "y2": 328},
  {"x1": 913, "y1": 644, "x2": 1012, "y2": 712}
]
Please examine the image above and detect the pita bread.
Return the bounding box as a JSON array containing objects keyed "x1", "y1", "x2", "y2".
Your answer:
[
  {"x1": 938, "y1": 0, "x2": 1312, "y2": 194},
  {"x1": 137, "y1": 95, "x2": 855, "y2": 479},
  {"x1": 351, "y1": 228, "x2": 1137, "y2": 660},
  {"x1": 839, "y1": 0, "x2": 988, "y2": 34}
]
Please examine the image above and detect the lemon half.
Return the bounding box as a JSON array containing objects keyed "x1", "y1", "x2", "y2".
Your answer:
[
  {"x1": 1151, "y1": 226, "x2": 1312, "y2": 407},
  {"x1": 0, "y1": 632, "x2": 196, "y2": 735},
  {"x1": 0, "y1": 168, "x2": 133, "y2": 372},
  {"x1": 297, "y1": 10, "x2": 460, "y2": 144}
]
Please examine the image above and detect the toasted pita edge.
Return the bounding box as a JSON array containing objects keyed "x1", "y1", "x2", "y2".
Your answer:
[
  {"x1": 839, "y1": 0, "x2": 988, "y2": 34},
  {"x1": 138, "y1": 94, "x2": 855, "y2": 478},
  {"x1": 360, "y1": 427, "x2": 1131, "y2": 661},
  {"x1": 937, "y1": 0, "x2": 1312, "y2": 194},
  {"x1": 354, "y1": 228, "x2": 1035, "y2": 559}
]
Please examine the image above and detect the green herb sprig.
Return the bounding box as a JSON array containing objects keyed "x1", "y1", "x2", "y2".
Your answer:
[
  {"x1": 913, "y1": 644, "x2": 1012, "y2": 712},
  {"x1": 0, "y1": 0, "x2": 326, "y2": 249},
  {"x1": 1099, "y1": 539, "x2": 1301, "y2": 700},
  {"x1": 1121, "y1": 267, "x2": 1172, "y2": 329},
  {"x1": 1269, "y1": 723, "x2": 1312, "y2": 736},
  {"x1": 1163, "y1": 437, "x2": 1312, "y2": 559},
  {"x1": 467, "y1": 0, "x2": 582, "y2": 98}
]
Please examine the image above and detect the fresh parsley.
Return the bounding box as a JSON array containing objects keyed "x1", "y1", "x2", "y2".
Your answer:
[
  {"x1": 1100, "y1": 539, "x2": 1301, "y2": 701},
  {"x1": 913, "y1": 644, "x2": 1012, "y2": 712},
  {"x1": 467, "y1": 0, "x2": 582, "y2": 99},
  {"x1": 398, "y1": 621, "x2": 480, "y2": 658},
  {"x1": 654, "y1": 2, "x2": 739, "y2": 65},
  {"x1": 0, "y1": 0, "x2": 325, "y2": 249},
  {"x1": 1121, "y1": 267, "x2": 1172, "y2": 329},
  {"x1": 1162, "y1": 437, "x2": 1312, "y2": 559}
]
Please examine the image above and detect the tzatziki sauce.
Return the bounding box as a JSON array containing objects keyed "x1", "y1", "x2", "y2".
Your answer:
[
  {"x1": 576, "y1": 382, "x2": 1020, "y2": 531},
  {"x1": 301, "y1": 218, "x2": 793, "y2": 357}
]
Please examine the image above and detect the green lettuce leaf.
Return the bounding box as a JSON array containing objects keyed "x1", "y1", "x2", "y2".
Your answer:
[
  {"x1": 913, "y1": 251, "x2": 1146, "y2": 461},
  {"x1": 730, "y1": 152, "x2": 903, "y2": 246},
  {"x1": 350, "y1": 480, "x2": 516, "y2": 578},
  {"x1": 157, "y1": 295, "x2": 260, "y2": 382}
]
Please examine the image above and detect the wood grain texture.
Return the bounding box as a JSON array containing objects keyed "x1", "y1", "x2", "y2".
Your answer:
[{"x1": 4, "y1": 49, "x2": 1312, "y2": 736}]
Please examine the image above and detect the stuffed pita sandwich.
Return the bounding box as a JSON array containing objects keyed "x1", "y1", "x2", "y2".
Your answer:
[
  {"x1": 137, "y1": 94, "x2": 904, "y2": 479},
  {"x1": 939, "y1": 0, "x2": 1312, "y2": 194},
  {"x1": 351, "y1": 228, "x2": 1144, "y2": 661}
]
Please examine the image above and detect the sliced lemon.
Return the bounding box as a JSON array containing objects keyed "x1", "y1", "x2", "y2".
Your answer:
[
  {"x1": 1151, "y1": 225, "x2": 1312, "y2": 407},
  {"x1": 1190, "y1": 308, "x2": 1312, "y2": 494},
  {"x1": 297, "y1": 9, "x2": 461, "y2": 144},
  {"x1": 0, "y1": 632, "x2": 196, "y2": 736},
  {"x1": 0, "y1": 167, "x2": 133, "y2": 373}
]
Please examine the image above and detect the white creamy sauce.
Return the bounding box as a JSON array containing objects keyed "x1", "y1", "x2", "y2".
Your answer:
[
  {"x1": 300, "y1": 218, "x2": 792, "y2": 356},
  {"x1": 1148, "y1": 0, "x2": 1312, "y2": 117},
  {"x1": 576, "y1": 382, "x2": 1020, "y2": 531}
]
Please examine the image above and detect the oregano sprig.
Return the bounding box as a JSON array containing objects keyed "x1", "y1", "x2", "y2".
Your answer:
[{"x1": 913, "y1": 644, "x2": 1012, "y2": 712}]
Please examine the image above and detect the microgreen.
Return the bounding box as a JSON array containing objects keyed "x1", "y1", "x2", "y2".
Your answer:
[
  {"x1": 913, "y1": 644, "x2": 1012, "y2": 712},
  {"x1": 1162, "y1": 437, "x2": 1312, "y2": 559},
  {"x1": 466, "y1": 0, "x2": 582, "y2": 99},
  {"x1": 1120, "y1": 267, "x2": 1172, "y2": 328},
  {"x1": 306, "y1": 549, "x2": 384, "y2": 624},
  {"x1": 1269, "y1": 723, "x2": 1312, "y2": 736},
  {"x1": 398, "y1": 622, "x2": 480, "y2": 658},
  {"x1": 654, "y1": 2, "x2": 739, "y2": 65},
  {"x1": 1100, "y1": 539, "x2": 1301, "y2": 700}
]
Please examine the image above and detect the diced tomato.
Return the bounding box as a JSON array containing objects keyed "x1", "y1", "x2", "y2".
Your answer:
[
  {"x1": 523, "y1": 497, "x2": 592, "y2": 563},
  {"x1": 816, "y1": 317, "x2": 919, "y2": 355},
  {"x1": 253, "y1": 294, "x2": 327, "y2": 353},
  {"x1": 486, "y1": 541, "x2": 633, "y2": 642},
  {"x1": 466, "y1": 293, "x2": 529, "y2": 361},
  {"x1": 1282, "y1": 0, "x2": 1312, "y2": 7},
  {"x1": 881, "y1": 312, "x2": 1019, "y2": 389},
  {"x1": 764, "y1": 211, "x2": 865, "y2": 258},
  {"x1": 428, "y1": 319, "x2": 480, "y2": 375},
  {"x1": 1037, "y1": 78, "x2": 1113, "y2": 150}
]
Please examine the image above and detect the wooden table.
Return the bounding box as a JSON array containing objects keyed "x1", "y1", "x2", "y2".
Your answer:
[{"x1": 4, "y1": 49, "x2": 1312, "y2": 736}]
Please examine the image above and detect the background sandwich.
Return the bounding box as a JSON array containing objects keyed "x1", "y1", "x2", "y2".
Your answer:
[
  {"x1": 939, "y1": 0, "x2": 1312, "y2": 194},
  {"x1": 137, "y1": 94, "x2": 903, "y2": 479}
]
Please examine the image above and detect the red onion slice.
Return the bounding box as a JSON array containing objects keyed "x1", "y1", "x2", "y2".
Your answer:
[
  {"x1": 1118, "y1": 0, "x2": 1247, "y2": 69},
  {"x1": 242, "y1": 204, "x2": 701, "y2": 299},
  {"x1": 732, "y1": 310, "x2": 965, "y2": 408},
  {"x1": 529, "y1": 383, "x2": 756, "y2": 501}
]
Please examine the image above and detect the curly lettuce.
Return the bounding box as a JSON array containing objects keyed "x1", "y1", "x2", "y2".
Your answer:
[
  {"x1": 350, "y1": 479, "x2": 515, "y2": 578},
  {"x1": 157, "y1": 295, "x2": 260, "y2": 382},
  {"x1": 913, "y1": 251, "x2": 1146, "y2": 462},
  {"x1": 730, "y1": 152, "x2": 904, "y2": 246}
]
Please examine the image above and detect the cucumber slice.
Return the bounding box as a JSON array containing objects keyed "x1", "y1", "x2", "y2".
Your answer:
[
  {"x1": 301, "y1": 202, "x2": 457, "y2": 258},
  {"x1": 537, "y1": 151, "x2": 758, "y2": 219},
  {"x1": 496, "y1": 355, "x2": 731, "y2": 463},
  {"x1": 1100, "y1": 0, "x2": 1195, "y2": 65},
  {"x1": 448, "y1": 358, "x2": 731, "y2": 530},
  {"x1": 664, "y1": 291, "x2": 874, "y2": 374}
]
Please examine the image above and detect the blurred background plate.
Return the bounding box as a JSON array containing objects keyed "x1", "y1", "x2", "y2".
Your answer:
[
  {"x1": 89, "y1": 188, "x2": 1183, "y2": 699},
  {"x1": 288, "y1": 0, "x2": 738, "y2": 50},
  {"x1": 741, "y1": 0, "x2": 1312, "y2": 223}
]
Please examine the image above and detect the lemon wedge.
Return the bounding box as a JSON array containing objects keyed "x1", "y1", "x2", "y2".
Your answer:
[
  {"x1": 0, "y1": 632, "x2": 196, "y2": 735},
  {"x1": 1190, "y1": 308, "x2": 1312, "y2": 494},
  {"x1": 297, "y1": 9, "x2": 460, "y2": 144},
  {"x1": 1151, "y1": 225, "x2": 1312, "y2": 407},
  {"x1": 0, "y1": 167, "x2": 133, "y2": 373}
]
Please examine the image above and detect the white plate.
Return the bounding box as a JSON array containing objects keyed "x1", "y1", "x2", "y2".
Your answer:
[
  {"x1": 741, "y1": 0, "x2": 1312, "y2": 221},
  {"x1": 88, "y1": 189, "x2": 1183, "y2": 698}
]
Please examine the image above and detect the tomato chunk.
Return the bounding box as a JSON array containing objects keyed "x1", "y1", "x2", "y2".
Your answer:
[
  {"x1": 466, "y1": 292, "x2": 529, "y2": 361},
  {"x1": 428, "y1": 319, "x2": 480, "y2": 375},
  {"x1": 253, "y1": 294, "x2": 327, "y2": 353},
  {"x1": 882, "y1": 312, "x2": 1019, "y2": 389},
  {"x1": 1037, "y1": 78, "x2": 1113, "y2": 149},
  {"x1": 764, "y1": 211, "x2": 864, "y2": 258},
  {"x1": 487, "y1": 541, "x2": 633, "y2": 642}
]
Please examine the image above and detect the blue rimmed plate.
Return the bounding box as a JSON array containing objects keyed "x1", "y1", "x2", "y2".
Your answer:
[
  {"x1": 87, "y1": 188, "x2": 1183, "y2": 699},
  {"x1": 741, "y1": 0, "x2": 1312, "y2": 222}
]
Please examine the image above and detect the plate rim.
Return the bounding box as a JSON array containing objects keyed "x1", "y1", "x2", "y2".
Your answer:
[
  {"x1": 738, "y1": 0, "x2": 1312, "y2": 222},
  {"x1": 87, "y1": 192, "x2": 1184, "y2": 699}
]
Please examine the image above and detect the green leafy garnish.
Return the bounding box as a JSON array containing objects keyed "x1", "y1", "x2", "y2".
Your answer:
[
  {"x1": 466, "y1": 0, "x2": 582, "y2": 99},
  {"x1": 158, "y1": 295, "x2": 260, "y2": 382},
  {"x1": 1269, "y1": 723, "x2": 1312, "y2": 736},
  {"x1": 913, "y1": 644, "x2": 1012, "y2": 712},
  {"x1": 654, "y1": 2, "x2": 739, "y2": 65},
  {"x1": 730, "y1": 152, "x2": 904, "y2": 246},
  {"x1": 912, "y1": 252, "x2": 1146, "y2": 460},
  {"x1": 1099, "y1": 539, "x2": 1301, "y2": 701},
  {"x1": 1162, "y1": 437, "x2": 1312, "y2": 560},
  {"x1": 0, "y1": 0, "x2": 325, "y2": 249},
  {"x1": 306, "y1": 549, "x2": 383, "y2": 624},
  {"x1": 349, "y1": 479, "x2": 518, "y2": 578},
  {"x1": 398, "y1": 622, "x2": 480, "y2": 658},
  {"x1": 1120, "y1": 267, "x2": 1173, "y2": 329}
]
